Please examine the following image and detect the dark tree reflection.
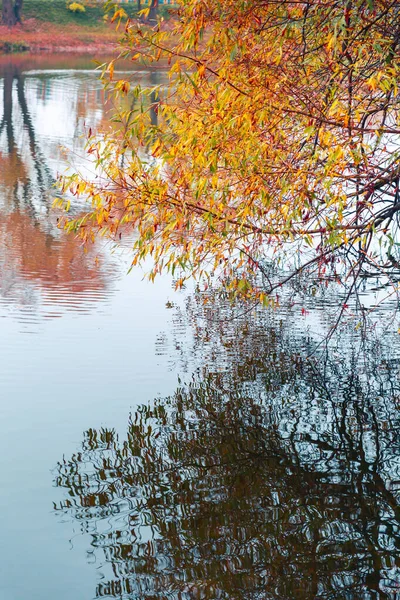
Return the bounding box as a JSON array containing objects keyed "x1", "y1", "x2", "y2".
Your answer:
[
  {"x1": 54, "y1": 329, "x2": 400, "y2": 600},
  {"x1": 0, "y1": 59, "x2": 112, "y2": 309},
  {"x1": 0, "y1": 62, "x2": 52, "y2": 209}
]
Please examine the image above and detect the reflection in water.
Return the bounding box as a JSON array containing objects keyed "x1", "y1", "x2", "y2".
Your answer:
[
  {"x1": 0, "y1": 57, "x2": 119, "y2": 320},
  {"x1": 0, "y1": 58, "x2": 188, "y2": 600},
  {"x1": 54, "y1": 320, "x2": 400, "y2": 599},
  {"x1": 0, "y1": 54, "x2": 398, "y2": 600},
  {"x1": 0, "y1": 56, "x2": 167, "y2": 323},
  {"x1": 0, "y1": 62, "x2": 53, "y2": 203},
  {"x1": 0, "y1": 211, "x2": 106, "y2": 306}
]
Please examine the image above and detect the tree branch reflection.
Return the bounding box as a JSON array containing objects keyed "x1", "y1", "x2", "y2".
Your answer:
[{"x1": 54, "y1": 331, "x2": 400, "y2": 599}]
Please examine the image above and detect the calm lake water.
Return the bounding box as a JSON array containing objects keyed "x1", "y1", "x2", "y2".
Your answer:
[{"x1": 0, "y1": 54, "x2": 400, "y2": 600}]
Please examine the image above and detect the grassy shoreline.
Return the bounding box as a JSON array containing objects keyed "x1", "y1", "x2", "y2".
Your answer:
[{"x1": 0, "y1": 0, "x2": 161, "y2": 53}]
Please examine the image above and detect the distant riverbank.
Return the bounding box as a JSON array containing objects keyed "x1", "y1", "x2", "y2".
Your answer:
[
  {"x1": 0, "y1": 0, "x2": 122, "y2": 53},
  {"x1": 0, "y1": 19, "x2": 119, "y2": 53},
  {"x1": 0, "y1": 0, "x2": 174, "y2": 53}
]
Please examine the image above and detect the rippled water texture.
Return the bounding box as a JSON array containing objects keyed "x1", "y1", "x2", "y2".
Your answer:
[
  {"x1": 53, "y1": 303, "x2": 400, "y2": 600},
  {"x1": 1, "y1": 55, "x2": 400, "y2": 600}
]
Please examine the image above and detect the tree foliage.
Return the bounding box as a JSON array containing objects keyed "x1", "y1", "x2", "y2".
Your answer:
[{"x1": 59, "y1": 0, "x2": 400, "y2": 306}]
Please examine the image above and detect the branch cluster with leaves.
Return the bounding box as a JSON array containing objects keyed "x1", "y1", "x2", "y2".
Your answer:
[{"x1": 58, "y1": 0, "x2": 400, "y2": 306}]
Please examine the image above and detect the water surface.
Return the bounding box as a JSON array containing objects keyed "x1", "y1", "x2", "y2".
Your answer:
[
  {"x1": 0, "y1": 54, "x2": 182, "y2": 600},
  {"x1": 0, "y1": 54, "x2": 400, "y2": 600}
]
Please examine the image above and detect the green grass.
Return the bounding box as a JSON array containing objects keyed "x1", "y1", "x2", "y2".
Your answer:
[
  {"x1": 23, "y1": 0, "x2": 121, "y2": 26},
  {"x1": 0, "y1": 0, "x2": 176, "y2": 27}
]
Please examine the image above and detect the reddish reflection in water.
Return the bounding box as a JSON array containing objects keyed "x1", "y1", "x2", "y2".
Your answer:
[
  {"x1": 0, "y1": 55, "x2": 165, "y2": 318},
  {"x1": 0, "y1": 211, "x2": 105, "y2": 293},
  {"x1": 0, "y1": 55, "x2": 116, "y2": 315}
]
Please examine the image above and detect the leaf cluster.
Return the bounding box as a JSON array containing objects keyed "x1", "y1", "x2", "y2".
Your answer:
[{"x1": 58, "y1": 0, "x2": 400, "y2": 305}]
